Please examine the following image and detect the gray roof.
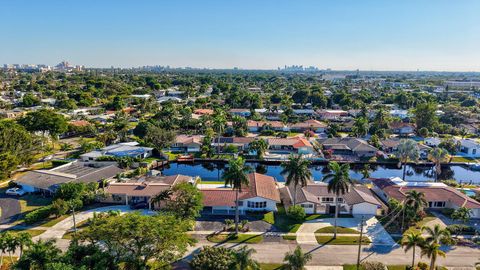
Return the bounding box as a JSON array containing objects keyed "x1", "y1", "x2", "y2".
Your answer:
[
  {"x1": 15, "y1": 162, "x2": 123, "y2": 191},
  {"x1": 287, "y1": 183, "x2": 381, "y2": 206},
  {"x1": 318, "y1": 137, "x2": 378, "y2": 152}
]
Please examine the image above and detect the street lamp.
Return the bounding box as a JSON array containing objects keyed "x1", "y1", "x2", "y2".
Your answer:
[{"x1": 357, "y1": 215, "x2": 367, "y2": 270}]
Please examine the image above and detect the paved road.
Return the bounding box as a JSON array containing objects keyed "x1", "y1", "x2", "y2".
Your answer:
[{"x1": 0, "y1": 196, "x2": 21, "y2": 224}]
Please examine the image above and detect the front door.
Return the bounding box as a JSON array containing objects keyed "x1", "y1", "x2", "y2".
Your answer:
[{"x1": 328, "y1": 205, "x2": 336, "y2": 214}]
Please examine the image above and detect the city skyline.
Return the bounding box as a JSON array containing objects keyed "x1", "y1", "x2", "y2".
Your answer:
[{"x1": 1, "y1": 0, "x2": 480, "y2": 71}]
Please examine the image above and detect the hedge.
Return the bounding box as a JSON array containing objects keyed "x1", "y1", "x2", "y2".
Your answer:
[{"x1": 24, "y1": 205, "x2": 54, "y2": 224}]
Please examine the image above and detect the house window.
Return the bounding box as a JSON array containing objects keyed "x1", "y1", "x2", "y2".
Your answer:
[
  {"x1": 238, "y1": 201, "x2": 243, "y2": 206},
  {"x1": 337, "y1": 198, "x2": 343, "y2": 203},
  {"x1": 434, "y1": 201, "x2": 446, "y2": 208},
  {"x1": 302, "y1": 204, "x2": 313, "y2": 208},
  {"x1": 321, "y1": 197, "x2": 334, "y2": 203},
  {"x1": 428, "y1": 202, "x2": 433, "y2": 208},
  {"x1": 247, "y1": 201, "x2": 267, "y2": 208}
]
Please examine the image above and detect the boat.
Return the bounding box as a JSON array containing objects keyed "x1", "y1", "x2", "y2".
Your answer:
[{"x1": 177, "y1": 154, "x2": 194, "y2": 163}]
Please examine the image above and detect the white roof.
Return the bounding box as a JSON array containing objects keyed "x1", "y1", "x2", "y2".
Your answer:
[
  {"x1": 460, "y1": 139, "x2": 480, "y2": 148},
  {"x1": 389, "y1": 177, "x2": 447, "y2": 187}
]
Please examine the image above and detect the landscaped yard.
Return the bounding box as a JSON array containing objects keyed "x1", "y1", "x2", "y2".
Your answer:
[
  {"x1": 450, "y1": 156, "x2": 478, "y2": 163},
  {"x1": 207, "y1": 233, "x2": 264, "y2": 244},
  {"x1": 344, "y1": 265, "x2": 408, "y2": 270},
  {"x1": 259, "y1": 263, "x2": 284, "y2": 270},
  {"x1": 7, "y1": 229, "x2": 46, "y2": 237},
  {"x1": 315, "y1": 226, "x2": 360, "y2": 234},
  {"x1": 316, "y1": 235, "x2": 371, "y2": 245}
]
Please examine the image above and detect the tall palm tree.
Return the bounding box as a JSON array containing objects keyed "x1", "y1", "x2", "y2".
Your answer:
[
  {"x1": 396, "y1": 139, "x2": 419, "y2": 181},
  {"x1": 421, "y1": 242, "x2": 446, "y2": 270},
  {"x1": 0, "y1": 231, "x2": 11, "y2": 268},
  {"x1": 401, "y1": 231, "x2": 425, "y2": 268},
  {"x1": 428, "y1": 148, "x2": 449, "y2": 182},
  {"x1": 249, "y1": 139, "x2": 268, "y2": 159},
  {"x1": 16, "y1": 232, "x2": 32, "y2": 258},
  {"x1": 281, "y1": 154, "x2": 312, "y2": 206},
  {"x1": 212, "y1": 111, "x2": 227, "y2": 156},
  {"x1": 405, "y1": 190, "x2": 427, "y2": 214},
  {"x1": 283, "y1": 246, "x2": 312, "y2": 270},
  {"x1": 222, "y1": 157, "x2": 251, "y2": 234},
  {"x1": 234, "y1": 246, "x2": 260, "y2": 270},
  {"x1": 422, "y1": 224, "x2": 451, "y2": 245},
  {"x1": 451, "y1": 207, "x2": 471, "y2": 224},
  {"x1": 322, "y1": 161, "x2": 352, "y2": 239}
]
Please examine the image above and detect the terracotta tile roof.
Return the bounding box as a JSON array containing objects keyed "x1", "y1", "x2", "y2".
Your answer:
[
  {"x1": 104, "y1": 174, "x2": 192, "y2": 197},
  {"x1": 175, "y1": 135, "x2": 204, "y2": 145},
  {"x1": 371, "y1": 178, "x2": 480, "y2": 209},
  {"x1": 193, "y1": 109, "x2": 214, "y2": 115},
  {"x1": 268, "y1": 137, "x2": 313, "y2": 148},
  {"x1": 247, "y1": 120, "x2": 284, "y2": 128},
  {"x1": 201, "y1": 173, "x2": 280, "y2": 207},
  {"x1": 69, "y1": 120, "x2": 91, "y2": 127}
]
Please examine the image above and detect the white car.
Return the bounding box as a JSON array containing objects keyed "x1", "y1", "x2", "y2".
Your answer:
[{"x1": 5, "y1": 187, "x2": 26, "y2": 196}]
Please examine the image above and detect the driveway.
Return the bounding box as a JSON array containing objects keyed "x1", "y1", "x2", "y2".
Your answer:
[
  {"x1": 0, "y1": 196, "x2": 21, "y2": 224},
  {"x1": 296, "y1": 216, "x2": 395, "y2": 246},
  {"x1": 195, "y1": 214, "x2": 278, "y2": 232}
]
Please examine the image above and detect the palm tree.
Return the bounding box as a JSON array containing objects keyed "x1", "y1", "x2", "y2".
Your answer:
[
  {"x1": 422, "y1": 224, "x2": 451, "y2": 245},
  {"x1": 322, "y1": 161, "x2": 352, "y2": 239},
  {"x1": 401, "y1": 231, "x2": 425, "y2": 268},
  {"x1": 451, "y1": 207, "x2": 471, "y2": 224},
  {"x1": 396, "y1": 139, "x2": 419, "y2": 181},
  {"x1": 212, "y1": 111, "x2": 227, "y2": 156},
  {"x1": 360, "y1": 164, "x2": 371, "y2": 180},
  {"x1": 15, "y1": 239, "x2": 61, "y2": 270},
  {"x1": 6, "y1": 234, "x2": 19, "y2": 263},
  {"x1": 222, "y1": 157, "x2": 250, "y2": 234},
  {"x1": 249, "y1": 139, "x2": 268, "y2": 159},
  {"x1": 405, "y1": 190, "x2": 427, "y2": 214},
  {"x1": 352, "y1": 117, "x2": 369, "y2": 138},
  {"x1": 428, "y1": 148, "x2": 449, "y2": 182},
  {"x1": 16, "y1": 232, "x2": 32, "y2": 258},
  {"x1": 0, "y1": 231, "x2": 11, "y2": 268},
  {"x1": 283, "y1": 246, "x2": 312, "y2": 270},
  {"x1": 234, "y1": 246, "x2": 260, "y2": 270},
  {"x1": 281, "y1": 154, "x2": 312, "y2": 206},
  {"x1": 421, "y1": 242, "x2": 446, "y2": 270}
]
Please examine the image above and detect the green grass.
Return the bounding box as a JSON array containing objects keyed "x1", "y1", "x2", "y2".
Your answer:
[
  {"x1": 387, "y1": 266, "x2": 407, "y2": 270},
  {"x1": 259, "y1": 263, "x2": 284, "y2": 270},
  {"x1": 39, "y1": 215, "x2": 69, "y2": 227},
  {"x1": 262, "y1": 211, "x2": 275, "y2": 224},
  {"x1": 315, "y1": 226, "x2": 360, "y2": 234},
  {"x1": 19, "y1": 194, "x2": 52, "y2": 213},
  {"x1": 316, "y1": 235, "x2": 371, "y2": 245},
  {"x1": 450, "y1": 156, "x2": 478, "y2": 163},
  {"x1": 163, "y1": 151, "x2": 180, "y2": 161},
  {"x1": 282, "y1": 235, "x2": 297, "y2": 241},
  {"x1": 6, "y1": 229, "x2": 46, "y2": 237},
  {"x1": 62, "y1": 219, "x2": 90, "y2": 239},
  {"x1": 207, "y1": 233, "x2": 263, "y2": 244}
]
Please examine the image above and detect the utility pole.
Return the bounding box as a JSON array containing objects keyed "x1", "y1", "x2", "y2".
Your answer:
[{"x1": 357, "y1": 215, "x2": 365, "y2": 270}]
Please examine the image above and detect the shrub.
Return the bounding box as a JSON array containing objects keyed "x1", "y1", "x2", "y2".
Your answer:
[
  {"x1": 51, "y1": 160, "x2": 71, "y2": 168},
  {"x1": 361, "y1": 261, "x2": 387, "y2": 270},
  {"x1": 24, "y1": 205, "x2": 54, "y2": 224},
  {"x1": 417, "y1": 262, "x2": 428, "y2": 270},
  {"x1": 441, "y1": 180, "x2": 459, "y2": 188},
  {"x1": 446, "y1": 224, "x2": 477, "y2": 235},
  {"x1": 190, "y1": 246, "x2": 235, "y2": 270},
  {"x1": 287, "y1": 205, "x2": 306, "y2": 222}
]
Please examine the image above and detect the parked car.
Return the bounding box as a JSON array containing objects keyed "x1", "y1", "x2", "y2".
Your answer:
[{"x1": 5, "y1": 187, "x2": 26, "y2": 196}]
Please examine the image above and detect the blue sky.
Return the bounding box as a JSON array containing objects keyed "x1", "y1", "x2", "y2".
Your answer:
[{"x1": 1, "y1": 0, "x2": 479, "y2": 71}]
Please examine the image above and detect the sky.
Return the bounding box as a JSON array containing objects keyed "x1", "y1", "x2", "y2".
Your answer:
[{"x1": 1, "y1": 0, "x2": 480, "y2": 71}]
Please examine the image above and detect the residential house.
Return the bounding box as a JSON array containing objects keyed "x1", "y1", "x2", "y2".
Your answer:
[
  {"x1": 289, "y1": 119, "x2": 327, "y2": 133},
  {"x1": 15, "y1": 161, "x2": 123, "y2": 194},
  {"x1": 317, "y1": 110, "x2": 348, "y2": 121},
  {"x1": 389, "y1": 109, "x2": 411, "y2": 119},
  {"x1": 380, "y1": 139, "x2": 431, "y2": 159},
  {"x1": 292, "y1": 109, "x2": 315, "y2": 116},
  {"x1": 172, "y1": 135, "x2": 204, "y2": 153},
  {"x1": 458, "y1": 139, "x2": 480, "y2": 158},
  {"x1": 200, "y1": 173, "x2": 280, "y2": 215},
  {"x1": 371, "y1": 177, "x2": 480, "y2": 218},
  {"x1": 103, "y1": 174, "x2": 195, "y2": 209},
  {"x1": 212, "y1": 137, "x2": 255, "y2": 152},
  {"x1": 318, "y1": 137, "x2": 379, "y2": 158},
  {"x1": 285, "y1": 183, "x2": 383, "y2": 215},
  {"x1": 389, "y1": 122, "x2": 415, "y2": 136},
  {"x1": 193, "y1": 109, "x2": 214, "y2": 116},
  {"x1": 247, "y1": 120, "x2": 288, "y2": 133},
  {"x1": 80, "y1": 142, "x2": 153, "y2": 162},
  {"x1": 267, "y1": 137, "x2": 315, "y2": 155},
  {"x1": 424, "y1": 137, "x2": 442, "y2": 147},
  {"x1": 254, "y1": 108, "x2": 284, "y2": 120}
]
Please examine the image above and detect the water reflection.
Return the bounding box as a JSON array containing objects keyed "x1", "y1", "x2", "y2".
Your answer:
[{"x1": 160, "y1": 162, "x2": 480, "y2": 183}]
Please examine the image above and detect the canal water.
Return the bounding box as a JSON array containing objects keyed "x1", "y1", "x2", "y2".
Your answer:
[{"x1": 161, "y1": 162, "x2": 480, "y2": 184}]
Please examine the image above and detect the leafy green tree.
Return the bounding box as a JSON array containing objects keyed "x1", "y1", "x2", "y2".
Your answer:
[
  {"x1": 396, "y1": 139, "x2": 419, "y2": 180},
  {"x1": 222, "y1": 157, "x2": 250, "y2": 234},
  {"x1": 15, "y1": 239, "x2": 62, "y2": 270},
  {"x1": 163, "y1": 182, "x2": 203, "y2": 220},
  {"x1": 428, "y1": 148, "x2": 449, "y2": 182},
  {"x1": 51, "y1": 199, "x2": 69, "y2": 217},
  {"x1": 78, "y1": 212, "x2": 193, "y2": 268},
  {"x1": 144, "y1": 125, "x2": 176, "y2": 153},
  {"x1": 438, "y1": 138, "x2": 460, "y2": 154},
  {"x1": 322, "y1": 161, "x2": 352, "y2": 238},
  {"x1": 21, "y1": 93, "x2": 41, "y2": 107},
  {"x1": 190, "y1": 246, "x2": 235, "y2": 270},
  {"x1": 414, "y1": 102, "x2": 438, "y2": 131},
  {"x1": 18, "y1": 109, "x2": 68, "y2": 140},
  {"x1": 402, "y1": 231, "x2": 425, "y2": 268},
  {"x1": 281, "y1": 155, "x2": 312, "y2": 206},
  {"x1": 283, "y1": 246, "x2": 312, "y2": 270}
]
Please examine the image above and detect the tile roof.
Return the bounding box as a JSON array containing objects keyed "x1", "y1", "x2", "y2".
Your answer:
[
  {"x1": 319, "y1": 137, "x2": 378, "y2": 152},
  {"x1": 201, "y1": 173, "x2": 280, "y2": 207},
  {"x1": 175, "y1": 135, "x2": 204, "y2": 145},
  {"x1": 290, "y1": 119, "x2": 327, "y2": 129},
  {"x1": 268, "y1": 137, "x2": 313, "y2": 148},
  {"x1": 247, "y1": 120, "x2": 284, "y2": 128},
  {"x1": 105, "y1": 174, "x2": 192, "y2": 197}
]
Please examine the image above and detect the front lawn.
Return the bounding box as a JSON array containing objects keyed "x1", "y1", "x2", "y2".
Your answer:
[
  {"x1": 259, "y1": 263, "x2": 284, "y2": 270},
  {"x1": 315, "y1": 226, "x2": 360, "y2": 234},
  {"x1": 316, "y1": 235, "x2": 371, "y2": 245},
  {"x1": 207, "y1": 233, "x2": 263, "y2": 244},
  {"x1": 7, "y1": 229, "x2": 46, "y2": 237},
  {"x1": 450, "y1": 156, "x2": 478, "y2": 163}
]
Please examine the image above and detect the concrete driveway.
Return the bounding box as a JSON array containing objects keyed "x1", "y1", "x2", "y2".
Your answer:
[
  {"x1": 296, "y1": 216, "x2": 395, "y2": 246},
  {"x1": 0, "y1": 197, "x2": 21, "y2": 224}
]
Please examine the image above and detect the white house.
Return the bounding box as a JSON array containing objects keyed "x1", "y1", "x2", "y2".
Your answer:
[
  {"x1": 458, "y1": 139, "x2": 480, "y2": 158},
  {"x1": 80, "y1": 142, "x2": 153, "y2": 162},
  {"x1": 285, "y1": 183, "x2": 383, "y2": 216},
  {"x1": 200, "y1": 173, "x2": 281, "y2": 215}
]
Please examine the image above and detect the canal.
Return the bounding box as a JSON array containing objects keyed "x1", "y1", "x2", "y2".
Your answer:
[{"x1": 160, "y1": 162, "x2": 480, "y2": 184}]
